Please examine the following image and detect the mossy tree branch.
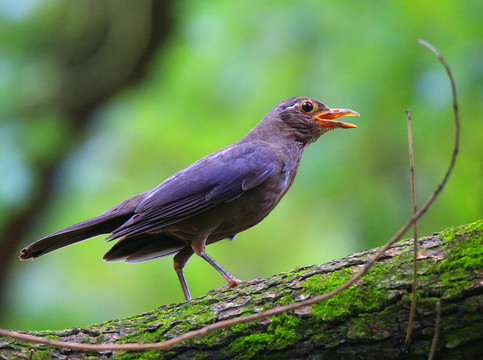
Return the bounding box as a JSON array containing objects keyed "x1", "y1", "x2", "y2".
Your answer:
[{"x1": 1, "y1": 220, "x2": 482, "y2": 359}]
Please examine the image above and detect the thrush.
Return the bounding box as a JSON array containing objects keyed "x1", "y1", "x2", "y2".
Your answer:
[{"x1": 20, "y1": 97, "x2": 359, "y2": 301}]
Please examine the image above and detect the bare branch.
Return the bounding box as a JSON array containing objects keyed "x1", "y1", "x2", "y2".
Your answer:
[{"x1": 404, "y1": 109, "x2": 419, "y2": 344}]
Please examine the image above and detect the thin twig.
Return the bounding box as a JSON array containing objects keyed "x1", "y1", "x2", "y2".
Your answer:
[
  {"x1": 405, "y1": 109, "x2": 419, "y2": 344},
  {"x1": 428, "y1": 301, "x2": 442, "y2": 360},
  {"x1": 0, "y1": 40, "x2": 460, "y2": 353},
  {"x1": 415, "y1": 39, "x2": 460, "y2": 216}
]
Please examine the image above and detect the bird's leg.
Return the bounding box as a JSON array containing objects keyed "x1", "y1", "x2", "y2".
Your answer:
[
  {"x1": 190, "y1": 235, "x2": 242, "y2": 288},
  {"x1": 173, "y1": 246, "x2": 194, "y2": 301},
  {"x1": 198, "y1": 251, "x2": 242, "y2": 289}
]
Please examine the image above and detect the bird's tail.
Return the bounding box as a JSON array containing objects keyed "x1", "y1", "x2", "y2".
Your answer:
[{"x1": 19, "y1": 191, "x2": 149, "y2": 260}]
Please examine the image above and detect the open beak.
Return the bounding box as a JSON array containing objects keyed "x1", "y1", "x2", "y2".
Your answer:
[{"x1": 314, "y1": 108, "x2": 360, "y2": 129}]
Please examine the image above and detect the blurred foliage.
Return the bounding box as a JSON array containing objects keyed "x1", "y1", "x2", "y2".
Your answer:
[{"x1": 0, "y1": 0, "x2": 482, "y2": 331}]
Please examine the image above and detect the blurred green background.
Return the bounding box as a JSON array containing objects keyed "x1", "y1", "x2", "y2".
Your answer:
[{"x1": 0, "y1": 0, "x2": 481, "y2": 331}]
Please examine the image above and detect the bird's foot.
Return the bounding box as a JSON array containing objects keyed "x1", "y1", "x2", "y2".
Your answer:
[
  {"x1": 206, "y1": 278, "x2": 243, "y2": 297},
  {"x1": 207, "y1": 278, "x2": 261, "y2": 297},
  {"x1": 225, "y1": 277, "x2": 243, "y2": 289},
  {"x1": 225, "y1": 277, "x2": 260, "y2": 288}
]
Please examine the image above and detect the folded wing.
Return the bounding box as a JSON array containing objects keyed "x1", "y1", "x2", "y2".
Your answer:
[{"x1": 107, "y1": 142, "x2": 277, "y2": 241}]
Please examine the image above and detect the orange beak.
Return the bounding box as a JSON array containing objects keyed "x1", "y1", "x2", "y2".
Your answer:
[{"x1": 314, "y1": 108, "x2": 360, "y2": 129}]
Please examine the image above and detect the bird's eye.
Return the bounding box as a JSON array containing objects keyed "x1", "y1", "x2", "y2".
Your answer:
[{"x1": 301, "y1": 101, "x2": 314, "y2": 113}]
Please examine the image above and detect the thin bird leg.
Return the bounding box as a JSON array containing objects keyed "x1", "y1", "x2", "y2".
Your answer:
[
  {"x1": 176, "y1": 269, "x2": 190, "y2": 301},
  {"x1": 198, "y1": 252, "x2": 242, "y2": 288},
  {"x1": 173, "y1": 246, "x2": 194, "y2": 301},
  {"x1": 191, "y1": 235, "x2": 242, "y2": 289}
]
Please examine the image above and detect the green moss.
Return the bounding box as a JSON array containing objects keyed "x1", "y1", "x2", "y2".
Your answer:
[
  {"x1": 347, "y1": 316, "x2": 369, "y2": 338},
  {"x1": 442, "y1": 220, "x2": 483, "y2": 236},
  {"x1": 431, "y1": 220, "x2": 483, "y2": 298},
  {"x1": 228, "y1": 332, "x2": 274, "y2": 358},
  {"x1": 115, "y1": 349, "x2": 176, "y2": 360},
  {"x1": 268, "y1": 313, "x2": 301, "y2": 346},
  {"x1": 310, "y1": 326, "x2": 346, "y2": 348},
  {"x1": 346, "y1": 309, "x2": 398, "y2": 341},
  {"x1": 30, "y1": 348, "x2": 54, "y2": 360},
  {"x1": 303, "y1": 262, "x2": 391, "y2": 322},
  {"x1": 109, "y1": 297, "x2": 221, "y2": 359},
  {"x1": 195, "y1": 352, "x2": 210, "y2": 359},
  {"x1": 439, "y1": 221, "x2": 483, "y2": 271},
  {"x1": 225, "y1": 312, "x2": 303, "y2": 358},
  {"x1": 444, "y1": 320, "x2": 483, "y2": 348}
]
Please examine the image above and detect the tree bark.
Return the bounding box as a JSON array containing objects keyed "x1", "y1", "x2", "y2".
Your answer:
[{"x1": 1, "y1": 220, "x2": 482, "y2": 359}]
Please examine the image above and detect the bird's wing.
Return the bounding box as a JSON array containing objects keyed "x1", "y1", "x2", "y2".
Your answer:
[{"x1": 107, "y1": 142, "x2": 277, "y2": 240}]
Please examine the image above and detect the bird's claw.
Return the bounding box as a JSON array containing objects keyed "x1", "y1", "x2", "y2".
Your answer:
[
  {"x1": 206, "y1": 279, "x2": 243, "y2": 296},
  {"x1": 225, "y1": 277, "x2": 243, "y2": 289},
  {"x1": 207, "y1": 278, "x2": 263, "y2": 297}
]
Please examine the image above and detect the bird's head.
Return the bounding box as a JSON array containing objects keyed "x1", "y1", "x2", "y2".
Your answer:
[{"x1": 264, "y1": 97, "x2": 359, "y2": 144}]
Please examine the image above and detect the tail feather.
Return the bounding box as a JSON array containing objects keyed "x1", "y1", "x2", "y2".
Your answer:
[
  {"x1": 103, "y1": 233, "x2": 186, "y2": 263},
  {"x1": 19, "y1": 191, "x2": 149, "y2": 260}
]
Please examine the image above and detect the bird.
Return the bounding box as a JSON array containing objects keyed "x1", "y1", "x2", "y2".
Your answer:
[{"x1": 19, "y1": 97, "x2": 359, "y2": 301}]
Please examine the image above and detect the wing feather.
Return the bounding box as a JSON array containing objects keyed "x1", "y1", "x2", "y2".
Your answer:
[{"x1": 108, "y1": 143, "x2": 277, "y2": 240}]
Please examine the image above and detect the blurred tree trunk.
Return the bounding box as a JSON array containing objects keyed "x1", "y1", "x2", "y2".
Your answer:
[
  {"x1": 1, "y1": 221, "x2": 482, "y2": 359},
  {"x1": 0, "y1": 0, "x2": 173, "y2": 316}
]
